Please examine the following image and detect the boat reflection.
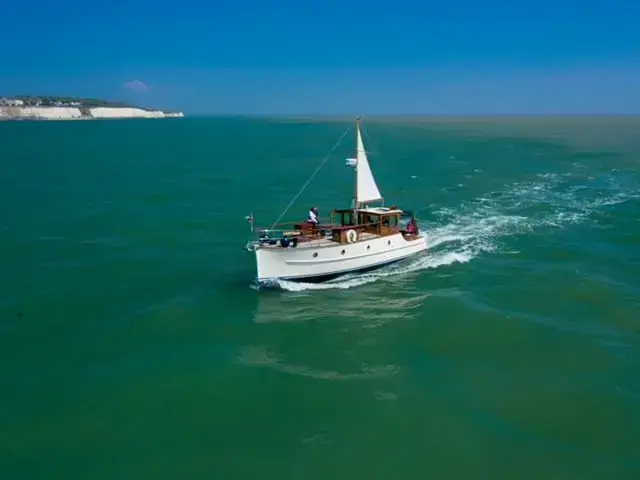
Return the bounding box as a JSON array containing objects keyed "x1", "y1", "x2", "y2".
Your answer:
[{"x1": 251, "y1": 285, "x2": 431, "y2": 327}]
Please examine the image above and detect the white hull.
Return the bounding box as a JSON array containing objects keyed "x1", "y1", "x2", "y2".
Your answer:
[{"x1": 254, "y1": 232, "x2": 427, "y2": 282}]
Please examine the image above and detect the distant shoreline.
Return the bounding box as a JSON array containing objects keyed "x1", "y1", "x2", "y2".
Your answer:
[
  {"x1": 0, "y1": 96, "x2": 184, "y2": 121},
  {"x1": 0, "y1": 106, "x2": 185, "y2": 121}
]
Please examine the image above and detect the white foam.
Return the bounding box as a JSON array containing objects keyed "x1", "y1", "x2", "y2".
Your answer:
[
  {"x1": 275, "y1": 237, "x2": 474, "y2": 292},
  {"x1": 268, "y1": 168, "x2": 639, "y2": 292}
]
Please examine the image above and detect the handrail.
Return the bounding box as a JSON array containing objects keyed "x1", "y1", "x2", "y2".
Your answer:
[
  {"x1": 253, "y1": 217, "x2": 332, "y2": 230},
  {"x1": 252, "y1": 220, "x2": 387, "y2": 235}
]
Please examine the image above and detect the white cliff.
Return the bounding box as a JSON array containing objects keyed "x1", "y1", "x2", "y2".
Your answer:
[
  {"x1": 8, "y1": 107, "x2": 83, "y2": 120},
  {"x1": 89, "y1": 107, "x2": 166, "y2": 119},
  {"x1": 0, "y1": 106, "x2": 185, "y2": 120}
]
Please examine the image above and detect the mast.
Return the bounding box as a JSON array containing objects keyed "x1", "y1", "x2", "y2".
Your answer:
[{"x1": 354, "y1": 116, "x2": 361, "y2": 225}]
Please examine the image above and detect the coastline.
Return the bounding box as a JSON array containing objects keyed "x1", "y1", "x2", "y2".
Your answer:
[{"x1": 0, "y1": 106, "x2": 184, "y2": 121}]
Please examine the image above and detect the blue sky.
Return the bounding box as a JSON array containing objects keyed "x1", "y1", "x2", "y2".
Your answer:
[{"x1": 1, "y1": 0, "x2": 638, "y2": 114}]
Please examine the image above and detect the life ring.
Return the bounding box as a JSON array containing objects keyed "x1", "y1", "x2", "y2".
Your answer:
[{"x1": 346, "y1": 229, "x2": 358, "y2": 243}]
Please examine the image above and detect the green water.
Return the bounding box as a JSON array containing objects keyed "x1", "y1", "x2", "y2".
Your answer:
[{"x1": 1, "y1": 116, "x2": 639, "y2": 478}]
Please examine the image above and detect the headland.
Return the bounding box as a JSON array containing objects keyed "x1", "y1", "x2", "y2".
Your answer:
[{"x1": 0, "y1": 96, "x2": 184, "y2": 121}]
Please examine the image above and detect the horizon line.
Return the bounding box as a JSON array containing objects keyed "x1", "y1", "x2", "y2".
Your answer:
[{"x1": 180, "y1": 112, "x2": 640, "y2": 118}]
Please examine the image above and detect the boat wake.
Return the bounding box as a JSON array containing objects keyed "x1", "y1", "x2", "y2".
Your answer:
[{"x1": 262, "y1": 168, "x2": 639, "y2": 292}]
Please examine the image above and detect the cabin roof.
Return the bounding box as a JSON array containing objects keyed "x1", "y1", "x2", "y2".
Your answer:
[
  {"x1": 331, "y1": 207, "x2": 404, "y2": 215},
  {"x1": 358, "y1": 207, "x2": 403, "y2": 215}
]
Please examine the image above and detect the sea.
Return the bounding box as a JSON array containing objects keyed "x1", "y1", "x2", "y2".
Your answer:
[{"x1": 1, "y1": 116, "x2": 639, "y2": 479}]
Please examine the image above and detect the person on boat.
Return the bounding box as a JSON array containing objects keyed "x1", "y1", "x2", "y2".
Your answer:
[
  {"x1": 406, "y1": 217, "x2": 418, "y2": 235},
  {"x1": 307, "y1": 206, "x2": 319, "y2": 225}
]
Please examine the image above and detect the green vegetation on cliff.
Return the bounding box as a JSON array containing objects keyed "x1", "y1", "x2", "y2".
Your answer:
[
  {"x1": 12, "y1": 96, "x2": 148, "y2": 109},
  {"x1": 2, "y1": 95, "x2": 182, "y2": 115}
]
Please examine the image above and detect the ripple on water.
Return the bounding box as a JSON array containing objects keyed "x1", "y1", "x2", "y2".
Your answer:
[{"x1": 236, "y1": 345, "x2": 400, "y2": 381}]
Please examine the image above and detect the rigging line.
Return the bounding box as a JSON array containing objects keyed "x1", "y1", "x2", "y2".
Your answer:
[{"x1": 270, "y1": 125, "x2": 353, "y2": 229}]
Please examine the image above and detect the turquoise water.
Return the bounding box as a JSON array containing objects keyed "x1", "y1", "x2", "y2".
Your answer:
[{"x1": 1, "y1": 116, "x2": 639, "y2": 478}]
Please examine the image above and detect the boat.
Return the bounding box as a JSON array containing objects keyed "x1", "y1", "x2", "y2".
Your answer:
[{"x1": 245, "y1": 116, "x2": 427, "y2": 284}]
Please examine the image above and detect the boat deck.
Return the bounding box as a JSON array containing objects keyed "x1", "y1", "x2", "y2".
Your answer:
[{"x1": 260, "y1": 231, "x2": 380, "y2": 249}]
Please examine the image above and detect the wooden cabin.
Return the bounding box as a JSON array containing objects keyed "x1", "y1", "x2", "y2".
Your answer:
[
  {"x1": 290, "y1": 206, "x2": 415, "y2": 245},
  {"x1": 328, "y1": 207, "x2": 404, "y2": 244}
]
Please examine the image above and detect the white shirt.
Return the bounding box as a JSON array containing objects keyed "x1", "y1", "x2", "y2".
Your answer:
[{"x1": 308, "y1": 209, "x2": 318, "y2": 223}]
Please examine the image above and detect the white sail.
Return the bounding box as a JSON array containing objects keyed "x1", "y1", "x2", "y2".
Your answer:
[{"x1": 355, "y1": 123, "x2": 382, "y2": 203}]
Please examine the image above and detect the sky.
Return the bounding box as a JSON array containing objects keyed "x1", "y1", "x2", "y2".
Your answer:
[{"x1": 1, "y1": 0, "x2": 639, "y2": 114}]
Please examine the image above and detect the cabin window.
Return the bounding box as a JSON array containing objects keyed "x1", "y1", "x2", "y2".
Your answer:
[
  {"x1": 360, "y1": 214, "x2": 378, "y2": 226},
  {"x1": 389, "y1": 216, "x2": 398, "y2": 227}
]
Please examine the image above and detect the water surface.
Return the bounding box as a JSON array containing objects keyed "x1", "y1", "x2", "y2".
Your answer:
[{"x1": 1, "y1": 116, "x2": 639, "y2": 479}]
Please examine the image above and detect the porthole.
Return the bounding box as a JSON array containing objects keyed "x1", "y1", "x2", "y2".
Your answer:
[
  {"x1": 367, "y1": 245, "x2": 370, "y2": 250},
  {"x1": 313, "y1": 252, "x2": 318, "y2": 258},
  {"x1": 341, "y1": 249, "x2": 346, "y2": 255},
  {"x1": 387, "y1": 240, "x2": 391, "y2": 245}
]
